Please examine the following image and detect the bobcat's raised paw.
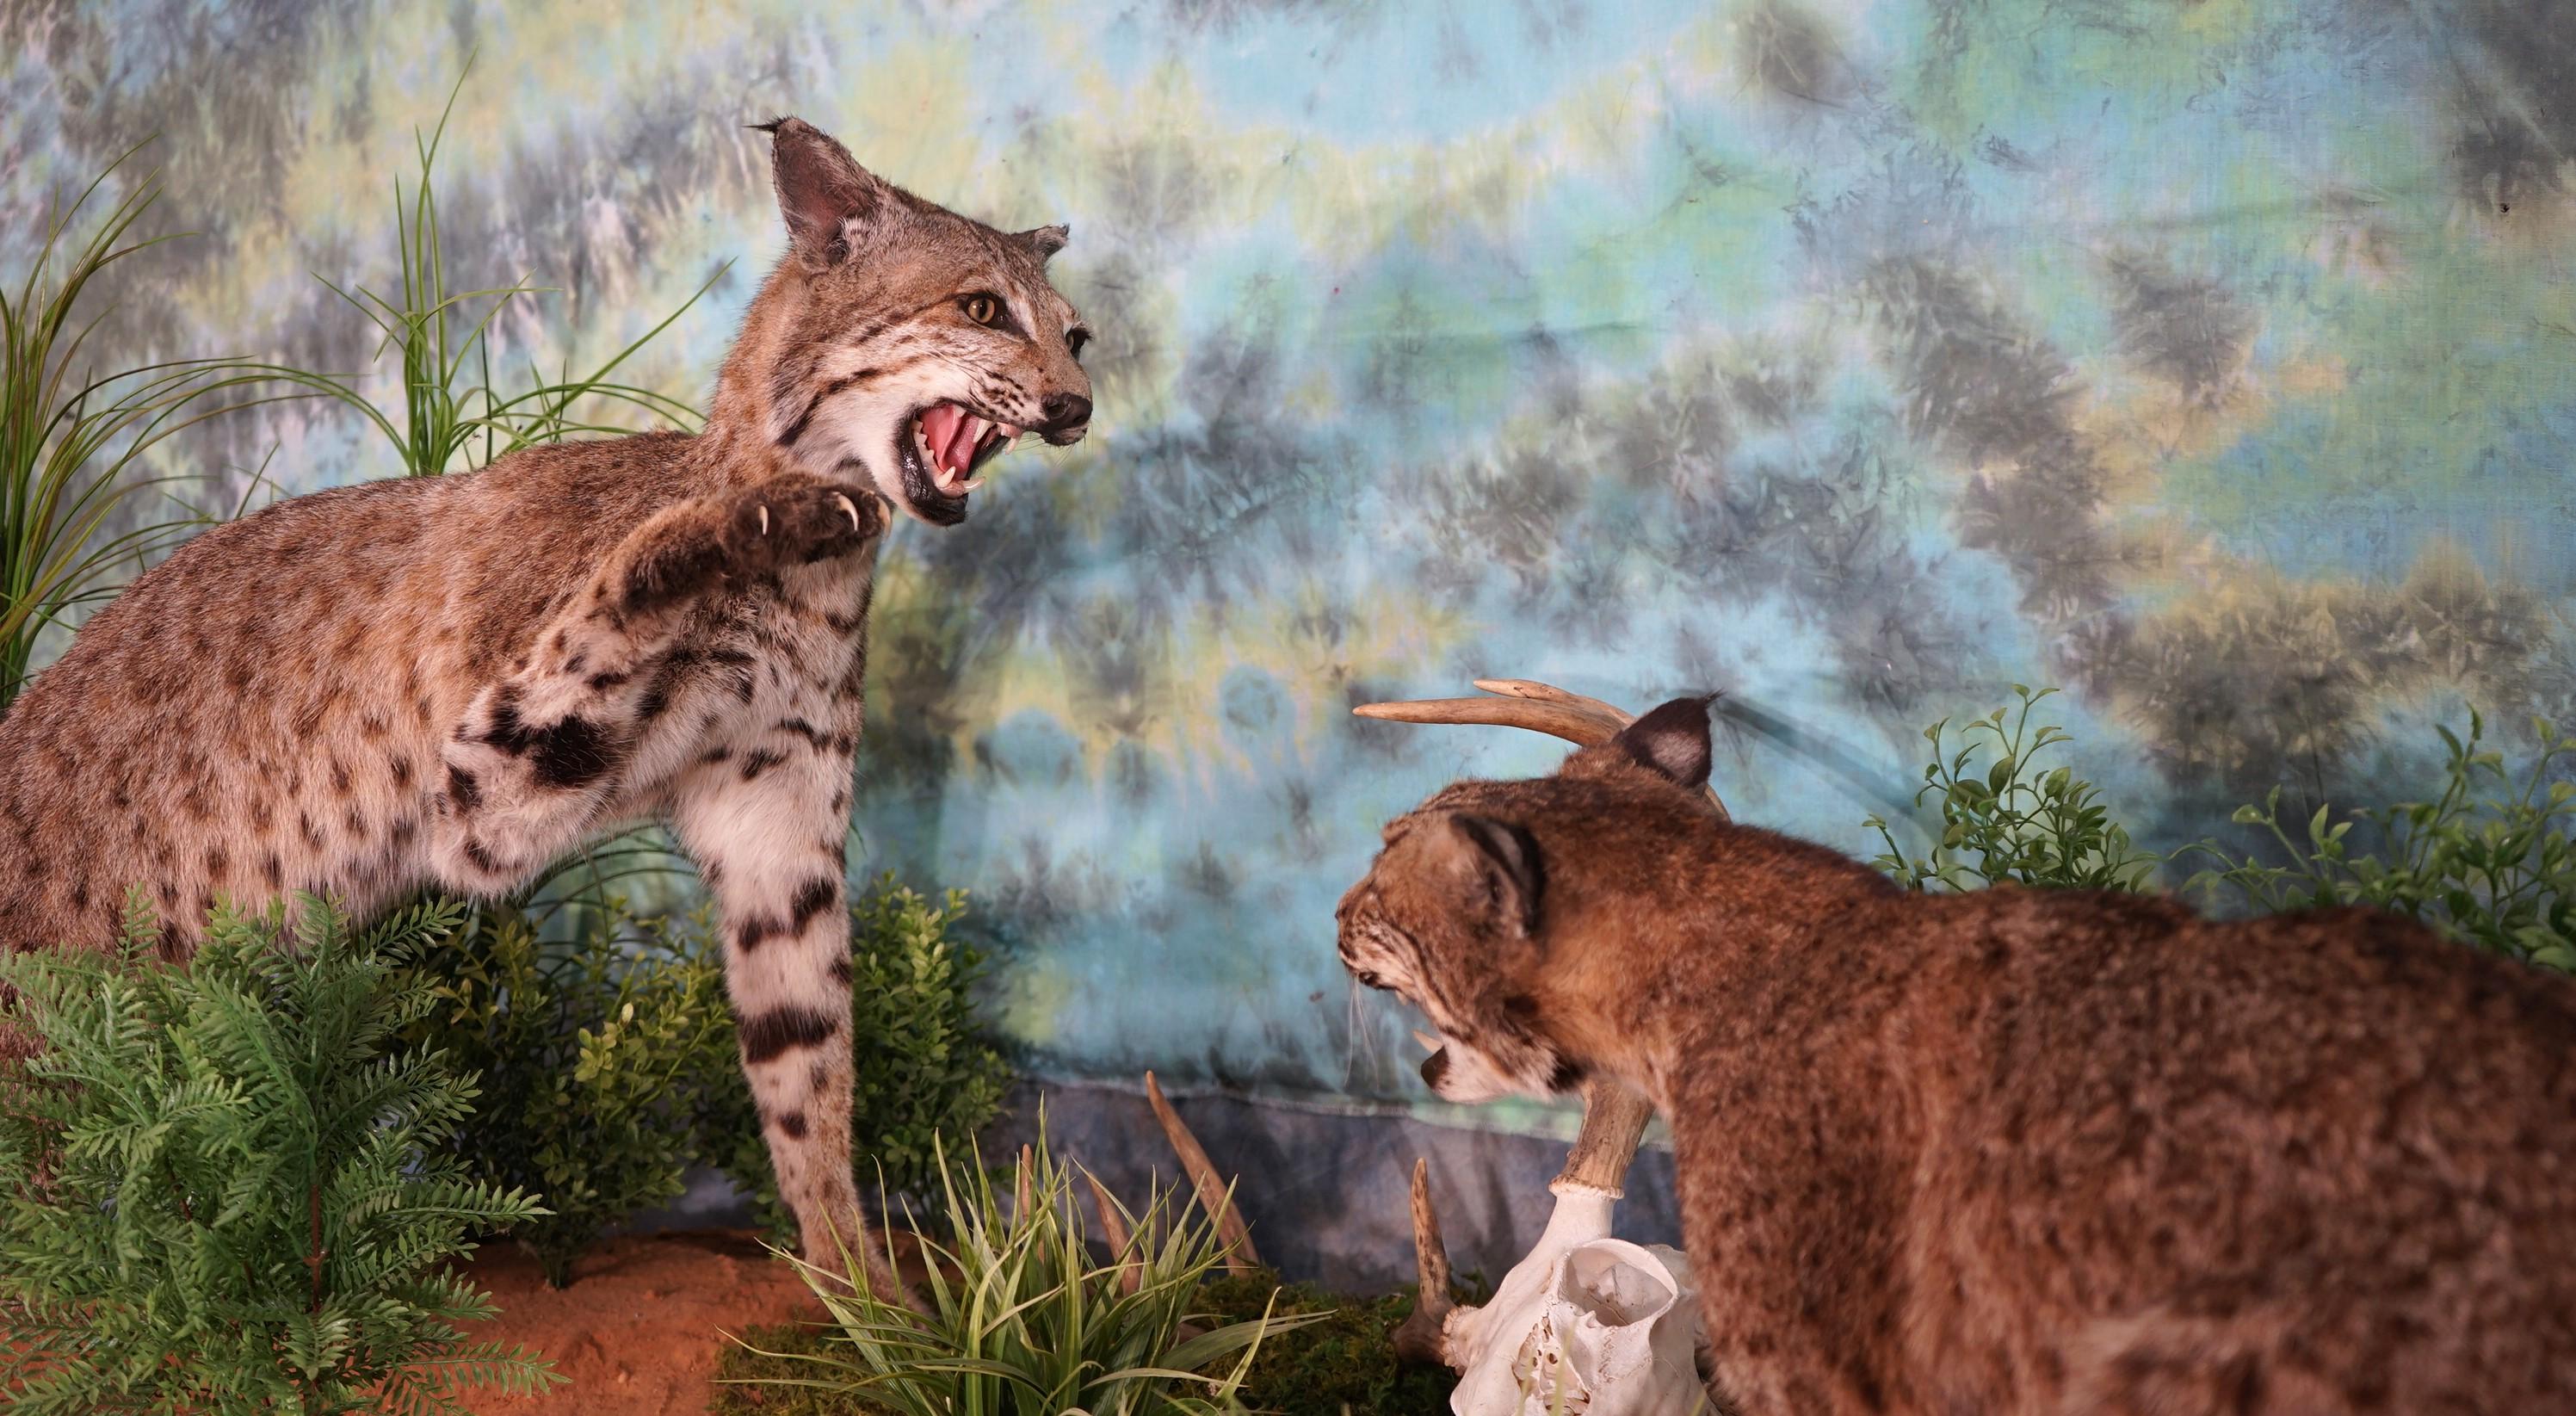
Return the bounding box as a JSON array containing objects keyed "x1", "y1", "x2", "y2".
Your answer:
[
  {"x1": 723, "y1": 478, "x2": 885, "y2": 574},
  {"x1": 618, "y1": 479, "x2": 884, "y2": 618}
]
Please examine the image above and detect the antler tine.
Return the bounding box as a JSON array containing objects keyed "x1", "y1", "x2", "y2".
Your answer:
[
  {"x1": 1084, "y1": 1170, "x2": 1146, "y2": 1295},
  {"x1": 1469, "y1": 678, "x2": 1636, "y2": 720},
  {"x1": 1391, "y1": 1156, "x2": 1461, "y2": 1368},
  {"x1": 1355, "y1": 677, "x2": 1732, "y2": 819},
  {"x1": 1352, "y1": 693, "x2": 1629, "y2": 748},
  {"x1": 1143, "y1": 1072, "x2": 1263, "y2": 1275}
]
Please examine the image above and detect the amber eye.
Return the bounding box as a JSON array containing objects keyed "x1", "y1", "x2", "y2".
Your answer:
[{"x1": 962, "y1": 294, "x2": 1000, "y2": 325}]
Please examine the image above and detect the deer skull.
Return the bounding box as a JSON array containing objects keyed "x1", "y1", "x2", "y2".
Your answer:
[{"x1": 1396, "y1": 1083, "x2": 1708, "y2": 1416}]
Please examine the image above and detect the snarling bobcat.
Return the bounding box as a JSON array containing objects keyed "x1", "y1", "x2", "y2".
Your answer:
[
  {"x1": 0, "y1": 117, "x2": 1092, "y2": 1293},
  {"x1": 1337, "y1": 696, "x2": 2576, "y2": 1415}
]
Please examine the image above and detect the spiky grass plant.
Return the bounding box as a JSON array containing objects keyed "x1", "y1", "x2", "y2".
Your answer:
[
  {"x1": 263, "y1": 61, "x2": 713, "y2": 479},
  {"x1": 0, "y1": 141, "x2": 286, "y2": 711},
  {"x1": 727, "y1": 1128, "x2": 1316, "y2": 1416},
  {"x1": 0, "y1": 895, "x2": 560, "y2": 1415}
]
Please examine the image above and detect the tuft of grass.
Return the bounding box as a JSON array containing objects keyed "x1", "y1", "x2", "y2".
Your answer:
[
  {"x1": 0, "y1": 141, "x2": 290, "y2": 711},
  {"x1": 719, "y1": 1125, "x2": 1318, "y2": 1416},
  {"x1": 262, "y1": 59, "x2": 714, "y2": 479},
  {"x1": 713, "y1": 1272, "x2": 1454, "y2": 1416}
]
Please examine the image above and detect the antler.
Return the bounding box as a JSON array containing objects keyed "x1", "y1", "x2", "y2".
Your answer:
[
  {"x1": 1084, "y1": 1170, "x2": 1146, "y2": 1295},
  {"x1": 1145, "y1": 1071, "x2": 1263, "y2": 1275},
  {"x1": 1354, "y1": 678, "x2": 1732, "y2": 820},
  {"x1": 1356, "y1": 678, "x2": 1709, "y2": 1367},
  {"x1": 1391, "y1": 1157, "x2": 1456, "y2": 1363}
]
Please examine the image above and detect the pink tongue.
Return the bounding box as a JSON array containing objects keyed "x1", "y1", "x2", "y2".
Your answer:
[
  {"x1": 939, "y1": 412, "x2": 981, "y2": 475},
  {"x1": 919, "y1": 405, "x2": 964, "y2": 473}
]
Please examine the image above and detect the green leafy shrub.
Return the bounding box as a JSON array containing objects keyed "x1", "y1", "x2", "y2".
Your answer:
[
  {"x1": 407, "y1": 873, "x2": 1010, "y2": 1282},
  {"x1": 721, "y1": 1128, "x2": 1314, "y2": 1416},
  {"x1": 1865, "y1": 684, "x2": 2160, "y2": 892},
  {"x1": 397, "y1": 897, "x2": 737, "y2": 1287},
  {"x1": 701, "y1": 875, "x2": 1014, "y2": 1236},
  {"x1": 0, "y1": 896, "x2": 559, "y2": 1415},
  {"x1": 2177, "y1": 710, "x2": 2576, "y2": 974},
  {"x1": 1871, "y1": 686, "x2": 2576, "y2": 979}
]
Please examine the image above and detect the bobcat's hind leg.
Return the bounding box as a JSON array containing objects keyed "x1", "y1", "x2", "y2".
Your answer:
[
  {"x1": 670, "y1": 751, "x2": 903, "y2": 1302},
  {"x1": 431, "y1": 474, "x2": 881, "y2": 893}
]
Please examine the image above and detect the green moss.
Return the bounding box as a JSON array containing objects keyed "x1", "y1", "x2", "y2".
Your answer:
[
  {"x1": 1198, "y1": 1271, "x2": 1455, "y2": 1416},
  {"x1": 707, "y1": 1271, "x2": 1456, "y2": 1416}
]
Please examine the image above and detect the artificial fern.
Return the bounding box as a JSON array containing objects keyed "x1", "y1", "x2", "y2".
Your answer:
[{"x1": 0, "y1": 894, "x2": 560, "y2": 1415}]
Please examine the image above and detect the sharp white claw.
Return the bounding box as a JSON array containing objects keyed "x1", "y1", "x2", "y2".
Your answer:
[
  {"x1": 834, "y1": 492, "x2": 860, "y2": 529},
  {"x1": 757, "y1": 504, "x2": 769, "y2": 536},
  {"x1": 1413, "y1": 1030, "x2": 1442, "y2": 1054}
]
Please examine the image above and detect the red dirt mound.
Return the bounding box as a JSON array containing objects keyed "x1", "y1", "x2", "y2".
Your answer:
[{"x1": 457, "y1": 1230, "x2": 825, "y2": 1415}]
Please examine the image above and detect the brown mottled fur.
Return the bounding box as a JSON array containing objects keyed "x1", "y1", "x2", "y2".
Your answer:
[
  {"x1": 0, "y1": 118, "x2": 1093, "y2": 1294},
  {"x1": 1338, "y1": 697, "x2": 2576, "y2": 1415}
]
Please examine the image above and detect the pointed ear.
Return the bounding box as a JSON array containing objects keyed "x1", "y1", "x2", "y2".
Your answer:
[
  {"x1": 755, "y1": 117, "x2": 893, "y2": 270},
  {"x1": 1611, "y1": 695, "x2": 1714, "y2": 788},
  {"x1": 1437, "y1": 813, "x2": 1545, "y2": 939},
  {"x1": 1018, "y1": 224, "x2": 1070, "y2": 262}
]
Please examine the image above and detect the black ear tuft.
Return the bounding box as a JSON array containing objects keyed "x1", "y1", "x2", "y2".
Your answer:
[
  {"x1": 1451, "y1": 813, "x2": 1545, "y2": 937},
  {"x1": 1019, "y1": 224, "x2": 1070, "y2": 261},
  {"x1": 1612, "y1": 695, "x2": 1714, "y2": 788},
  {"x1": 747, "y1": 117, "x2": 788, "y2": 135}
]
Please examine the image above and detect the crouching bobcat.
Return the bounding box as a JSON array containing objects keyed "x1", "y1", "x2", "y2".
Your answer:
[
  {"x1": 1337, "y1": 696, "x2": 2576, "y2": 1415},
  {"x1": 0, "y1": 117, "x2": 1093, "y2": 1294}
]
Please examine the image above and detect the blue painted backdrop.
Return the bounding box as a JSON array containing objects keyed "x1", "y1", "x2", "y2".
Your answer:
[{"x1": 8, "y1": 1, "x2": 2574, "y2": 1152}]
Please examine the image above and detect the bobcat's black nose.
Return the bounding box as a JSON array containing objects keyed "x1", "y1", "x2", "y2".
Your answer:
[{"x1": 1037, "y1": 393, "x2": 1091, "y2": 444}]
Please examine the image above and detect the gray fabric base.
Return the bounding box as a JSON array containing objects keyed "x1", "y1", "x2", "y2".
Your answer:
[{"x1": 633, "y1": 1079, "x2": 1683, "y2": 1295}]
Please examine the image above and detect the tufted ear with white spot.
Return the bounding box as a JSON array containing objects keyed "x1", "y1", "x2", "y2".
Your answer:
[
  {"x1": 1610, "y1": 695, "x2": 1714, "y2": 788},
  {"x1": 1018, "y1": 224, "x2": 1070, "y2": 262},
  {"x1": 757, "y1": 116, "x2": 898, "y2": 271}
]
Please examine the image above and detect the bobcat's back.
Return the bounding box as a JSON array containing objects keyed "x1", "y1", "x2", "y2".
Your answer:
[{"x1": 0, "y1": 432, "x2": 694, "y2": 950}]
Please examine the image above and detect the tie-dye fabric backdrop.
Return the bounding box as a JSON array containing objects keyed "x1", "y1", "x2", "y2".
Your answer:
[{"x1": 8, "y1": 0, "x2": 2573, "y2": 1275}]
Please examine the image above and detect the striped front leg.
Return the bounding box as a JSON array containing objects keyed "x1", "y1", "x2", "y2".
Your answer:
[{"x1": 670, "y1": 748, "x2": 893, "y2": 1299}]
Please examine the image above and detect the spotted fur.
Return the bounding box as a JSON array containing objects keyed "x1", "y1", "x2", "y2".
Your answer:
[
  {"x1": 1338, "y1": 698, "x2": 2576, "y2": 1415},
  {"x1": 0, "y1": 117, "x2": 1094, "y2": 1297}
]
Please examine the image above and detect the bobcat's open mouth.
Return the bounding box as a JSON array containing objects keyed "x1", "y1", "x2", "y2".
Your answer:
[{"x1": 891, "y1": 402, "x2": 1021, "y2": 526}]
